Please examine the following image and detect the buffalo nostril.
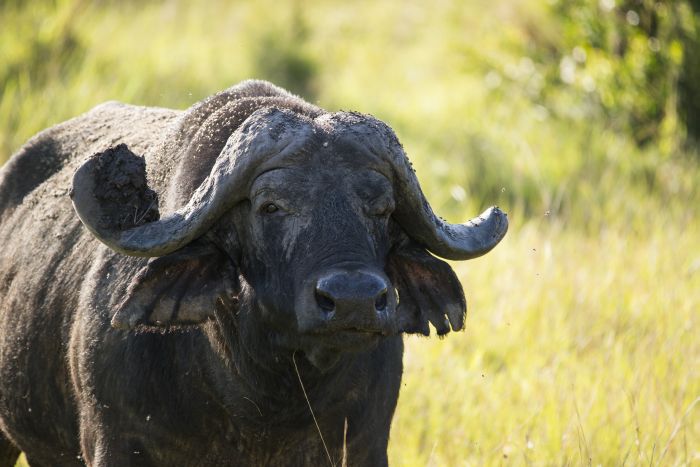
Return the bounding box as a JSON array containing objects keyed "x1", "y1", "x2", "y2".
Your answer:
[
  {"x1": 374, "y1": 289, "x2": 388, "y2": 311},
  {"x1": 315, "y1": 289, "x2": 336, "y2": 313}
]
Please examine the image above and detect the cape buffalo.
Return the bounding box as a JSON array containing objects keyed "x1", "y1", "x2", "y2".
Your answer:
[{"x1": 0, "y1": 80, "x2": 507, "y2": 466}]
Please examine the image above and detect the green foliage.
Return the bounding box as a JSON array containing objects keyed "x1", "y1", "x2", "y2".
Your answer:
[
  {"x1": 2, "y1": 0, "x2": 699, "y2": 465},
  {"x1": 678, "y1": 1, "x2": 700, "y2": 142},
  {"x1": 525, "y1": 0, "x2": 693, "y2": 148}
]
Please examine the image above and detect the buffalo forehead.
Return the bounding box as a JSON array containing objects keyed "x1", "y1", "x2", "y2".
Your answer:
[
  {"x1": 253, "y1": 111, "x2": 391, "y2": 167},
  {"x1": 250, "y1": 165, "x2": 392, "y2": 204}
]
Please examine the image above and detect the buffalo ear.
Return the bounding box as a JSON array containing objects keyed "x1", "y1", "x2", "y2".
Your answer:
[
  {"x1": 111, "y1": 240, "x2": 239, "y2": 330},
  {"x1": 387, "y1": 234, "x2": 466, "y2": 336}
]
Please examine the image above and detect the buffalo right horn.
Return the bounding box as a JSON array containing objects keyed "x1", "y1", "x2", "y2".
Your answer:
[{"x1": 71, "y1": 107, "x2": 314, "y2": 257}]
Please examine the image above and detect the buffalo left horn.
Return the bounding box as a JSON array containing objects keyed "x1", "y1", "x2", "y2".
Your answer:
[
  {"x1": 318, "y1": 112, "x2": 508, "y2": 260},
  {"x1": 389, "y1": 144, "x2": 507, "y2": 259}
]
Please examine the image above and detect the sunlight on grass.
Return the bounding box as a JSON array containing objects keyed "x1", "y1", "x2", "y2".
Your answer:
[{"x1": 389, "y1": 217, "x2": 699, "y2": 465}]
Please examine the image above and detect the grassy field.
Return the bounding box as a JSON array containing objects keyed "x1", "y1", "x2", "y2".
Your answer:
[
  {"x1": 2, "y1": 0, "x2": 698, "y2": 465},
  {"x1": 393, "y1": 221, "x2": 699, "y2": 465}
]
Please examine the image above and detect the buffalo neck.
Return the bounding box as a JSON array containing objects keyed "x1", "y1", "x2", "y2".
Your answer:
[{"x1": 200, "y1": 293, "x2": 373, "y2": 431}]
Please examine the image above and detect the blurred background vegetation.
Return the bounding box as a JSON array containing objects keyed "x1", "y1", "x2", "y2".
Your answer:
[{"x1": 1, "y1": 0, "x2": 698, "y2": 464}]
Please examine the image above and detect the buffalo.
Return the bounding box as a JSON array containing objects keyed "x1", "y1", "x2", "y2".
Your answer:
[{"x1": 0, "y1": 80, "x2": 507, "y2": 466}]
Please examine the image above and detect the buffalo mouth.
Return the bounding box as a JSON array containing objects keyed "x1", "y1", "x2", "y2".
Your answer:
[
  {"x1": 299, "y1": 329, "x2": 387, "y2": 371},
  {"x1": 302, "y1": 326, "x2": 387, "y2": 351},
  {"x1": 296, "y1": 320, "x2": 396, "y2": 364}
]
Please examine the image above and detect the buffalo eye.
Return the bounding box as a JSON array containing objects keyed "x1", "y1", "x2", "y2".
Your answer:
[
  {"x1": 376, "y1": 207, "x2": 393, "y2": 217},
  {"x1": 261, "y1": 202, "x2": 279, "y2": 214},
  {"x1": 370, "y1": 202, "x2": 395, "y2": 218}
]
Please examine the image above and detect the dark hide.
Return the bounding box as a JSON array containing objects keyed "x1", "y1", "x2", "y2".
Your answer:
[{"x1": 0, "y1": 80, "x2": 492, "y2": 466}]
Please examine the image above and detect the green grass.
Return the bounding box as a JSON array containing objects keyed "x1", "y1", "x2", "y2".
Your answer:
[
  {"x1": 392, "y1": 218, "x2": 699, "y2": 465},
  {"x1": 3, "y1": 0, "x2": 699, "y2": 465}
]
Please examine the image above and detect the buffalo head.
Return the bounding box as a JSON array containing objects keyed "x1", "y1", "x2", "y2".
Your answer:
[{"x1": 71, "y1": 93, "x2": 507, "y2": 369}]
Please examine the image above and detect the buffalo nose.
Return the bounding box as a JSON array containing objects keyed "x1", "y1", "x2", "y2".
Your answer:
[{"x1": 314, "y1": 271, "x2": 389, "y2": 317}]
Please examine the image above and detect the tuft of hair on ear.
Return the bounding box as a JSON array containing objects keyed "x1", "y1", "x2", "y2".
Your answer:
[{"x1": 387, "y1": 232, "x2": 466, "y2": 336}]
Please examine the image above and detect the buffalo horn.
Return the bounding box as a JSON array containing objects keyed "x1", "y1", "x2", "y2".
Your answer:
[
  {"x1": 321, "y1": 112, "x2": 508, "y2": 260},
  {"x1": 389, "y1": 148, "x2": 508, "y2": 260},
  {"x1": 72, "y1": 107, "x2": 312, "y2": 257}
]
